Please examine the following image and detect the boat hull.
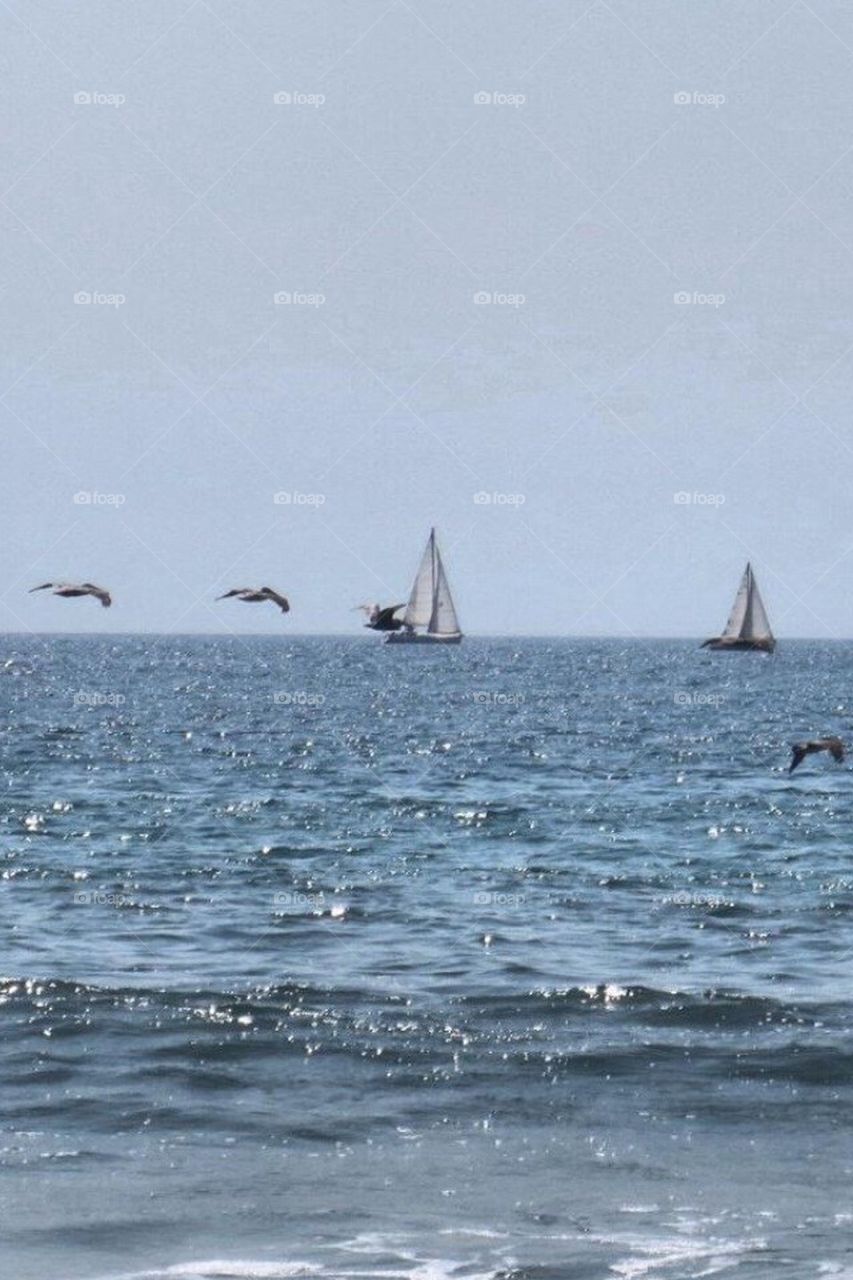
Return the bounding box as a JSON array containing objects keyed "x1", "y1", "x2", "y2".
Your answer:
[
  {"x1": 701, "y1": 637, "x2": 775, "y2": 653},
  {"x1": 385, "y1": 631, "x2": 463, "y2": 645}
]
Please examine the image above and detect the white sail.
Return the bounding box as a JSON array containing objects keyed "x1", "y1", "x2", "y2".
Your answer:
[
  {"x1": 403, "y1": 532, "x2": 436, "y2": 629},
  {"x1": 721, "y1": 565, "x2": 751, "y2": 639},
  {"x1": 400, "y1": 528, "x2": 463, "y2": 638},
  {"x1": 722, "y1": 563, "x2": 772, "y2": 641},
  {"x1": 742, "y1": 568, "x2": 772, "y2": 640},
  {"x1": 429, "y1": 549, "x2": 461, "y2": 636}
]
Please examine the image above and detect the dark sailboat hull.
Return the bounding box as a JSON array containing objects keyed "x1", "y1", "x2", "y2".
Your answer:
[
  {"x1": 385, "y1": 631, "x2": 463, "y2": 645},
  {"x1": 701, "y1": 637, "x2": 775, "y2": 653}
]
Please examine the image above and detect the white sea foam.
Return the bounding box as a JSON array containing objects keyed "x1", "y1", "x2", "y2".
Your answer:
[
  {"x1": 592, "y1": 1231, "x2": 765, "y2": 1278},
  {"x1": 119, "y1": 1263, "x2": 323, "y2": 1280}
]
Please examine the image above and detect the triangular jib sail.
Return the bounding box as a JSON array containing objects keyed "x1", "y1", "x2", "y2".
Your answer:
[
  {"x1": 403, "y1": 529, "x2": 462, "y2": 636},
  {"x1": 429, "y1": 553, "x2": 460, "y2": 636},
  {"x1": 721, "y1": 563, "x2": 772, "y2": 642}
]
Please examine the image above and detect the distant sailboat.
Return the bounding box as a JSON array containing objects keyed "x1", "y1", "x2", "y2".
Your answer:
[
  {"x1": 702, "y1": 562, "x2": 775, "y2": 653},
  {"x1": 385, "y1": 528, "x2": 463, "y2": 645}
]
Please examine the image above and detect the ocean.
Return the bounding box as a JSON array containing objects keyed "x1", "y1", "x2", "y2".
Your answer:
[{"x1": 1, "y1": 636, "x2": 851, "y2": 1280}]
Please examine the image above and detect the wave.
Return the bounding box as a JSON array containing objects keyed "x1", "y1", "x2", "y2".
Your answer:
[
  {"x1": 454, "y1": 983, "x2": 842, "y2": 1029},
  {"x1": 93, "y1": 1262, "x2": 323, "y2": 1280},
  {"x1": 107, "y1": 1253, "x2": 499, "y2": 1280},
  {"x1": 2, "y1": 977, "x2": 848, "y2": 1035}
]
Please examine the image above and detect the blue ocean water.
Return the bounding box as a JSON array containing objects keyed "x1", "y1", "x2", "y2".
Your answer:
[{"x1": 1, "y1": 636, "x2": 851, "y2": 1280}]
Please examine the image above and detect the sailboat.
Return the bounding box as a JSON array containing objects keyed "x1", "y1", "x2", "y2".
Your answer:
[
  {"x1": 702, "y1": 562, "x2": 775, "y2": 653},
  {"x1": 385, "y1": 528, "x2": 463, "y2": 645}
]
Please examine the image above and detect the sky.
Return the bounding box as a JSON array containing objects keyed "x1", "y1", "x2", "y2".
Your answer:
[{"x1": 2, "y1": 0, "x2": 853, "y2": 636}]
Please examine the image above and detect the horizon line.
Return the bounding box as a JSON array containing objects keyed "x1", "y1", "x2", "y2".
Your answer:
[{"x1": 0, "y1": 631, "x2": 847, "y2": 642}]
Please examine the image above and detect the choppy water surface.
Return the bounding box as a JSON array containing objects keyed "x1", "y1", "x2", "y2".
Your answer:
[{"x1": 1, "y1": 636, "x2": 851, "y2": 1280}]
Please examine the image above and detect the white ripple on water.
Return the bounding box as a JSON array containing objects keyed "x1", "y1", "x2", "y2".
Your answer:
[
  {"x1": 331, "y1": 1233, "x2": 496, "y2": 1280},
  {"x1": 593, "y1": 1229, "x2": 767, "y2": 1278},
  {"x1": 120, "y1": 1264, "x2": 323, "y2": 1279}
]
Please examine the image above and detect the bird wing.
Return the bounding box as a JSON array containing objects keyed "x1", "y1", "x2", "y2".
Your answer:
[
  {"x1": 29, "y1": 583, "x2": 54, "y2": 593},
  {"x1": 829, "y1": 739, "x2": 845, "y2": 762},
  {"x1": 217, "y1": 589, "x2": 243, "y2": 599},
  {"x1": 376, "y1": 604, "x2": 405, "y2": 625},
  {"x1": 257, "y1": 588, "x2": 288, "y2": 611},
  {"x1": 789, "y1": 744, "x2": 807, "y2": 773},
  {"x1": 82, "y1": 583, "x2": 111, "y2": 606}
]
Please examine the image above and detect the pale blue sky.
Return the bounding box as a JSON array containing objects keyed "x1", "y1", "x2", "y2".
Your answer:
[{"x1": 3, "y1": 0, "x2": 853, "y2": 636}]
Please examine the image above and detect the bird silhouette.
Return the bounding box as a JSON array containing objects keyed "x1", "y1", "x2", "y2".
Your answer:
[
  {"x1": 788, "y1": 737, "x2": 845, "y2": 773},
  {"x1": 354, "y1": 602, "x2": 405, "y2": 631},
  {"x1": 217, "y1": 587, "x2": 290, "y2": 613},
  {"x1": 29, "y1": 582, "x2": 111, "y2": 607}
]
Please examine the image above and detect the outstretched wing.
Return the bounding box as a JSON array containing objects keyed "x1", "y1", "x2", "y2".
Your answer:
[
  {"x1": 81, "y1": 583, "x2": 111, "y2": 607},
  {"x1": 260, "y1": 588, "x2": 289, "y2": 612},
  {"x1": 829, "y1": 738, "x2": 845, "y2": 763},
  {"x1": 375, "y1": 603, "x2": 404, "y2": 625},
  {"x1": 217, "y1": 589, "x2": 243, "y2": 599},
  {"x1": 29, "y1": 583, "x2": 54, "y2": 593},
  {"x1": 789, "y1": 744, "x2": 807, "y2": 773}
]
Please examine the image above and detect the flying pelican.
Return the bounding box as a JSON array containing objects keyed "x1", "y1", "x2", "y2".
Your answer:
[
  {"x1": 29, "y1": 582, "x2": 111, "y2": 607},
  {"x1": 788, "y1": 737, "x2": 845, "y2": 773},
  {"x1": 217, "y1": 587, "x2": 290, "y2": 614},
  {"x1": 354, "y1": 602, "x2": 405, "y2": 632}
]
